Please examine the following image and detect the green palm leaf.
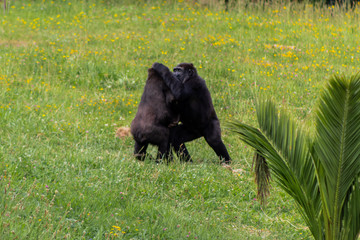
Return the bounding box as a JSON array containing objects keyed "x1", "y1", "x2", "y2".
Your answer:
[
  {"x1": 228, "y1": 73, "x2": 360, "y2": 240},
  {"x1": 314, "y1": 74, "x2": 360, "y2": 239},
  {"x1": 228, "y1": 101, "x2": 322, "y2": 238}
]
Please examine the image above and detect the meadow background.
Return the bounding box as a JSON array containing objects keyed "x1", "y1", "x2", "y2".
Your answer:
[{"x1": 1, "y1": 0, "x2": 360, "y2": 239}]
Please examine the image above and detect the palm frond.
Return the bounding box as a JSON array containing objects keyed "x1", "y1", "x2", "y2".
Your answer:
[
  {"x1": 228, "y1": 73, "x2": 360, "y2": 240},
  {"x1": 227, "y1": 100, "x2": 322, "y2": 238},
  {"x1": 314, "y1": 73, "x2": 360, "y2": 239}
]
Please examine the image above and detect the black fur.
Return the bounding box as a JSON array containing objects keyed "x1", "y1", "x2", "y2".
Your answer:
[
  {"x1": 152, "y1": 62, "x2": 231, "y2": 164},
  {"x1": 130, "y1": 68, "x2": 179, "y2": 161}
]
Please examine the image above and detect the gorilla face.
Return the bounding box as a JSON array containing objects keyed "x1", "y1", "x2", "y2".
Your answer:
[
  {"x1": 173, "y1": 63, "x2": 197, "y2": 83},
  {"x1": 173, "y1": 66, "x2": 183, "y2": 81}
]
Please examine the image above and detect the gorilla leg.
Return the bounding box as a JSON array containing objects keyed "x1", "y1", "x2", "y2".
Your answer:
[
  {"x1": 134, "y1": 141, "x2": 149, "y2": 161},
  {"x1": 203, "y1": 120, "x2": 231, "y2": 164},
  {"x1": 156, "y1": 140, "x2": 172, "y2": 162},
  {"x1": 170, "y1": 125, "x2": 201, "y2": 162},
  {"x1": 140, "y1": 125, "x2": 172, "y2": 162}
]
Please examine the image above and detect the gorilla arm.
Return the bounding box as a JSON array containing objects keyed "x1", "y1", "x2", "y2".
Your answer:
[{"x1": 152, "y1": 63, "x2": 185, "y2": 100}]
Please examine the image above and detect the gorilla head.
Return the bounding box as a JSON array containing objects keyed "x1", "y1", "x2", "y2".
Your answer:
[{"x1": 173, "y1": 63, "x2": 198, "y2": 84}]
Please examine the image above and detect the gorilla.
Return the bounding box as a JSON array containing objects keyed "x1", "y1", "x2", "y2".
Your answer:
[
  {"x1": 152, "y1": 62, "x2": 231, "y2": 164},
  {"x1": 130, "y1": 68, "x2": 179, "y2": 161}
]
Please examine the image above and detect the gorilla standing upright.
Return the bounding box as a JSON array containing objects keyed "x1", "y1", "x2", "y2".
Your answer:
[
  {"x1": 130, "y1": 68, "x2": 179, "y2": 161},
  {"x1": 153, "y1": 62, "x2": 231, "y2": 164}
]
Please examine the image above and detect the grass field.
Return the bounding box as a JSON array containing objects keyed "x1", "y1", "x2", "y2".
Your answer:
[{"x1": 1, "y1": 0, "x2": 360, "y2": 239}]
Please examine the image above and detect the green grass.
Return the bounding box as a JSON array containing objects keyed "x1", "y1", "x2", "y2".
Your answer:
[{"x1": 1, "y1": 0, "x2": 360, "y2": 239}]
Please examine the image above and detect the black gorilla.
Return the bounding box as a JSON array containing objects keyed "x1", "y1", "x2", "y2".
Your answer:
[
  {"x1": 130, "y1": 68, "x2": 179, "y2": 161},
  {"x1": 152, "y1": 62, "x2": 231, "y2": 164}
]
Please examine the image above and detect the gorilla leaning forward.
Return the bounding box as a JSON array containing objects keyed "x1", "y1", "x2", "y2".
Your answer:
[{"x1": 130, "y1": 62, "x2": 231, "y2": 165}]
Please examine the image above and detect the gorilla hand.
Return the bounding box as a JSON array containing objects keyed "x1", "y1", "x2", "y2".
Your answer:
[{"x1": 152, "y1": 62, "x2": 170, "y2": 76}]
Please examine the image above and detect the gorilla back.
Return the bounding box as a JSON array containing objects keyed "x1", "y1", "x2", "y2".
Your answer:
[{"x1": 130, "y1": 68, "x2": 179, "y2": 160}]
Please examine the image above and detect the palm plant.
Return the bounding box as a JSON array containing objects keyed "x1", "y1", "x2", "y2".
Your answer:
[{"x1": 228, "y1": 74, "x2": 360, "y2": 240}]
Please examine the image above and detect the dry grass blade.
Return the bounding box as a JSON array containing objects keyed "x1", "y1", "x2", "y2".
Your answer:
[{"x1": 253, "y1": 151, "x2": 271, "y2": 205}]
